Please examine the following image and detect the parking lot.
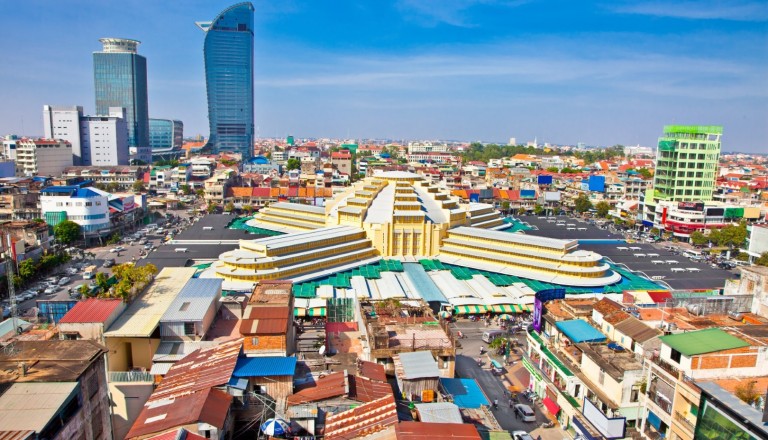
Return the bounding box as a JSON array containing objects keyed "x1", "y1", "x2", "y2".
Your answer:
[{"x1": 512, "y1": 214, "x2": 738, "y2": 291}]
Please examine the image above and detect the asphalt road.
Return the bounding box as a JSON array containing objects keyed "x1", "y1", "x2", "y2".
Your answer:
[
  {"x1": 451, "y1": 319, "x2": 553, "y2": 435},
  {"x1": 4, "y1": 212, "x2": 198, "y2": 316}
]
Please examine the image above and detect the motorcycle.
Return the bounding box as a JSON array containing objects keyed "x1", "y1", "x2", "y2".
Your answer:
[
  {"x1": 475, "y1": 358, "x2": 484, "y2": 367},
  {"x1": 541, "y1": 421, "x2": 555, "y2": 429}
]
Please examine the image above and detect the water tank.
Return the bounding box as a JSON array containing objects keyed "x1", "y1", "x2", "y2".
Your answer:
[
  {"x1": 686, "y1": 304, "x2": 702, "y2": 316},
  {"x1": 728, "y1": 311, "x2": 744, "y2": 321}
]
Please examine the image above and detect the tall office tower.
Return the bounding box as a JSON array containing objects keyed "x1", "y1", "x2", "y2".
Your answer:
[
  {"x1": 196, "y1": 2, "x2": 255, "y2": 159},
  {"x1": 43, "y1": 105, "x2": 84, "y2": 164},
  {"x1": 652, "y1": 125, "x2": 722, "y2": 202},
  {"x1": 149, "y1": 118, "x2": 184, "y2": 161},
  {"x1": 93, "y1": 38, "x2": 151, "y2": 164}
]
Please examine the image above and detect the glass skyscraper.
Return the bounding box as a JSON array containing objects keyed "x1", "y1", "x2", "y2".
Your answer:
[
  {"x1": 197, "y1": 2, "x2": 255, "y2": 159},
  {"x1": 93, "y1": 38, "x2": 151, "y2": 164},
  {"x1": 149, "y1": 118, "x2": 184, "y2": 161}
]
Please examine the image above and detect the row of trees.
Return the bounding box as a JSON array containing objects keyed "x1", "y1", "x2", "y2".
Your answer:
[
  {"x1": 78, "y1": 263, "x2": 158, "y2": 301},
  {"x1": 689, "y1": 222, "x2": 748, "y2": 249},
  {"x1": 460, "y1": 143, "x2": 627, "y2": 164},
  {"x1": 16, "y1": 253, "x2": 71, "y2": 288}
]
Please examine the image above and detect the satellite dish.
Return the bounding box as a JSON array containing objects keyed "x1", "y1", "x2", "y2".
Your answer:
[{"x1": 319, "y1": 345, "x2": 326, "y2": 356}]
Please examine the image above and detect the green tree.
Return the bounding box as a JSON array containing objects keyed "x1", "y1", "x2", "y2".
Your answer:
[
  {"x1": 546, "y1": 167, "x2": 559, "y2": 173},
  {"x1": 689, "y1": 231, "x2": 709, "y2": 247},
  {"x1": 242, "y1": 205, "x2": 254, "y2": 215},
  {"x1": 195, "y1": 188, "x2": 205, "y2": 198},
  {"x1": 95, "y1": 272, "x2": 110, "y2": 293},
  {"x1": 636, "y1": 168, "x2": 653, "y2": 179},
  {"x1": 106, "y1": 233, "x2": 121, "y2": 245},
  {"x1": 54, "y1": 220, "x2": 82, "y2": 245},
  {"x1": 106, "y1": 182, "x2": 120, "y2": 192},
  {"x1": 574, "y1": 194, "x2": 593, "y2": 213},
  {"x1": 533, "y1": 204, "x2": 544, "y2": 215},
  {"x1": 735, "y1": 380, "x2": 761, "y2": 406},
  {"x1": 180, "y1": 185, "x2": 192, "y2": 195},
  {"x1": 560, "y1": 167, "x2": 579, "y2": 174},
  {"x1": 286, "y1": 158, "x2": 301, "y2": 170},
  {"x1": 756, "y1": 252, "x2": 768, "y2": 267},
  {"x1": 132, "y1": 180, "x2": 146, "y2": 193},
  {"x1": 500, "y1": 201, "x2": 510, "y2": 215},
  {"x1": 717, "y1": 222, "x2": 748, "y2": 248},
  {"x1": 224, "y1": 202, "x2": 235, "y2": 213},
  {"x1": 207, "y1": 202, "x2": 217, "y2": 214},
  {"x1": 18, "y1": 259, "x2": 37, "y2": 281},
  {"x1": 78, "y1": 283, "x2": 91, "y2": 297},
  {"x1": 595, "y1": 201, "x2": 610, "y2": 218},
  {"x1": 517, "y1": 207, "x2": 526, "y2": 216}
]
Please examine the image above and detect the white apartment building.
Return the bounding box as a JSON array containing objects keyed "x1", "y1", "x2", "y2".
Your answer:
[
  {"x1": 80, "y1": 108, "x2": 129, "y2": 166},
  {"x1": 407, "y1": 142, "x2": 449, "y2": 155},
  {"x1": 40, "y1": 186, "x2": 110, "y2": 233},
  {"x1": 43, "y1": 105, "x2": 84, "y2": 164},
  {"x1": 15, "y1": 138, "x2": 73, "y2": 177}
]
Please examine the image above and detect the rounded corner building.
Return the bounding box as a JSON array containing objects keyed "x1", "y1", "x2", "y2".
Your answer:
[
  {"x1": 197, "y1": 2, "x2": 255, "y2": 160},
  {"x1": 212, "y1": 171, "x2": 621, "y2": 287}
]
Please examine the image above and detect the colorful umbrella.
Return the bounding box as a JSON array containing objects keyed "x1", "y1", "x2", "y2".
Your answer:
[
  {"x1": 438, "y1": 310, "x2": 452, "y2": 319},
  {"x1": 498, "y1": 314, "x2": 513, "y2": 321},
  {"x1": 260, "y1": 418, "x2": 290, "y2": 437}
]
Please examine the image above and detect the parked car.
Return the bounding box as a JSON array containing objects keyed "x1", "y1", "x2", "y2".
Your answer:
[
  {"x1": 103, "y1": 259, "x2": 116, "y2": 268},
  {"x1": 144, "y1": 243, "x2": 153, "y2": 250},
  {"x1": 14, "y1": 295, "x2": 26, "y2": 302},
  {"x1": 514, "y1": 404, "x2": 536, "y2": 422},
  {"x1": 512, "y1": 431, "x2": 535, "y2": 440},
  {"x1": 58, "y1": 277, "x2": 71, "y2": 286},
  {"x1": 44, "y1": 286, "x2": 59, "y2": 295}
]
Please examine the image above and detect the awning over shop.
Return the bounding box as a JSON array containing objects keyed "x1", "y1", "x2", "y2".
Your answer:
[
  {"x1": 647, "y1": 410, "x2": 662, "y2": 430},
  {"x1": 542, "y1": 396, "x2": 561, "y2": 415},
  {"x1": 294, "y1": 308, "x2": 306, "y2": 317},
  {"x1": 491, "y1": 304, "x2": 525, "y2": 313},
  {"x1": 453, "y1": 305, "x2": 489, "y2": 315},
  {"x1": 308, "y1": 307, "x2": 326, "y2": 317}
]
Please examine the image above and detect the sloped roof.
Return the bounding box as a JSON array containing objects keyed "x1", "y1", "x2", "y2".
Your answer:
[
  {"x1": 395, "y1": 351, "x2": 440, "y2": 379},
  {"x1": 358, "y1": 360, "x2": 387, "y2": 382},
  {"x1": 659, "y1": 328, "x2": 750, "y2": 356},
  {"x1": 233, "y1": 356, "x2": 296, "y2": 377},
  {"x1": 323, "y1": 395, "x2": 398, "y2": 440},
  {"x1": 0, "y1": 382, "x2": 78, "y2": 432},
  {"x1": 126, "y1": 388, "x2": 232, "y2": 439},
  {"x1": 593, "y1": 298, "x2": 623, "y2": 317},
  {"x1": 413, "y1": 402, "x2": 463, "y2": 424},
  {"x1": 287, "y1": 371, "x2": 347, "y2": 405},
  {"x1": 556, "y1": 319, "x2": 607, "y2": 343},
  {"x1": 348, "y1": 375, "x2": 394, "y2": 403},
  {"x1": 150, "y1": 339, "x2": 242, "y2": 402},
  {"x1": 59, "y1": 298, "x2": 123, "y2": 324},
  {"x1": 613, "y1": 317, "x2": 662, "y2": 343}
]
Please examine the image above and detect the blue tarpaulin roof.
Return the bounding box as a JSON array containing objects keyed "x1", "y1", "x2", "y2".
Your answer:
[
  {"x1": 439, "y1": 378, "x2": 489, "y2": 409},
  {"x1": 556, "y1": 319, "x2": 607, "y2": 343},
  {"x1": 233, "y1": 356, "x2": 296, "y2": 377}
]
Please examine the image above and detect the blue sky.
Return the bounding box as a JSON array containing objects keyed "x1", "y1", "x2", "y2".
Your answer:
[{"x1": 0, "y1": 0, "x2": 766, "y2": 152}]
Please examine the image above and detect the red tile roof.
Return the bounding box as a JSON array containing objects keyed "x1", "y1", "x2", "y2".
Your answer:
[
  {"x1": 150, "y1": 339, "x2": 242, "y2": 402},
  {"x1": 395, "y1": 422, "x2": 482, "y2": 439},
  {"x1": 324, "y1": 395, "x2": 398, "y2": 440},
  {"x1": 127, "y1": 388, "x2": 232, "y2": 439},
  {"x1": 59, "y1": 298, "x2": 123, "y2": 324}
]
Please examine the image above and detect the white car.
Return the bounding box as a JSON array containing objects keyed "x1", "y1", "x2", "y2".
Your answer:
[
  {"x1": 44, "y1": 286, "x2": 59, "y2": 295},
  {"x1": 512, "y1": 431, "x2": 535, "y2": 440},
  {"x1": 58, "y1": 277, "x2": 71, "y2": 286},
  {"x1": 514, "y1": 404, "x2": 537, "y2": 422}
]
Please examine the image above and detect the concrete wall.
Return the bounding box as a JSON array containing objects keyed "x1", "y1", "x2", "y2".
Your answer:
[
  {"x1": 106, "y1": 336, "x2": 161, "y2": 372},
  {"x1": 109, "y1": 380, "x2": 154, "y2": 440}
]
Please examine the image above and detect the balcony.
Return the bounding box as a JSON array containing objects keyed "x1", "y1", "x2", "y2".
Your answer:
[
  {"x1": 674, "y1": 411, "x2": 696, "y2": 434},
  {"x1": 647, "y1": 384, "x2": 673, "y2": 415}
]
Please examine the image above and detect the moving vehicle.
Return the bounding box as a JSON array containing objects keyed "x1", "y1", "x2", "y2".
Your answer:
[
  {"x1": 514, "y1": 404, "x2": 536, "y2": 422},
  {"x1": 103, "y1": 259, "x2": 116, "y2": 268},
  {"x1": 44, "y1": 285, "x2": 59, "y2": 295},
  {"x1": 482, "y1": 330, "x2": 505, "y2": 343},
  {"x1": 58, "y1": 277, "x2": 71, "y2": 286},
  {"x1": 512, "y1": 431, "x2": 535, "y2": 440},
  {"x1": 83, "y1": 265, "x2": 98, "y2": 280}
]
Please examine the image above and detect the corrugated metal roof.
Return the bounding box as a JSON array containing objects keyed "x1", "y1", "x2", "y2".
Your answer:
[
  {"x1": 613, "y1": 317, "x2": 661, "y2": 343},
  {"x1": 324, "y1": 395, "x2": 398, "y2": 440},
  {"x1": 438, "y1": 378, "x2": 489, "y2": 409},
  {"x1": 0, "y1": 431, "x2": 36, "y2": 440},
  {"x1": 59, "y1": 298, "x2": 123, "y2": 324},
  {"x1": 358, "y1": 360, "x2": 387, "y2": 382},
  {"x1": 233, "y1": 356, "x2": 296, "y2": 377},
  {"x1": 149, "y1": 362, "x2": 173, "y2": 375},
  {"x1": 286, "y1": 403, "x2": 319, "y2": 419},
  {"x1": 556, "y1": 319, "x2": 607, "y2": 343},
  {"x1": 396, "y1": 421, "x2": 482, "y2": 439},
  {"x1": 287, "y1": 371, "x2": 347, "y2": 405},
  {"x1": 161, "y1": 278, "x2": 222, "y2": 322},
  {"x1": 659, "y1": 328, "x2": 750, "y2": 357},
  {"x1": 349, "y1": 375, "x2": 393, "y2": 403},
  {"x1": 413, "y1": 402, "x2": 463, "y2": 424},
  {"x1": 150, "y1": 339, "x2": 242, "y2": 402},
  {"x1": 0, "y1": 382, "x2": 78, "y2": 432},
  {"x1": 245, "y1": 306, "x2": 290, "y2": 319},
  {"x1": 395, "y1": 351, "x2": 440, "y2": 379},
  {"x1": 105, "y1": 268, "x2": 196, "y2": 337},
  {"x1": 127, "y1": 388, "x2": 232, "y2": 439}
]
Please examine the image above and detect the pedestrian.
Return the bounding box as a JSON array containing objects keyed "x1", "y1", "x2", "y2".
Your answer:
[{"x1": 536, "y1": 436, "x2": 542, "y2": 440}]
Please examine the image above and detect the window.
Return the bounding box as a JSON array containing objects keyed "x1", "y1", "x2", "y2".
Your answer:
[
  {"x1": 670, "y1": 348, "x2": 682, "y2": 363},
  {"x1": 598, "y1": 369, "x2": 605, "y2": 385},
  {"x1": 183, "y1": 322, "x2": 196, "y2": 336},
  {"x1": 251, "y1": 336, "x2": 259, "y2": 346}
]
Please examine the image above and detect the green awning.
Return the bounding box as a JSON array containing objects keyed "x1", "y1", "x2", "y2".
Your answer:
[
  {"x1": 294, "y1": 308, "x2": 306, "y2": 317},
  {"x1": 540, "y1": 346, "x2": 574, "y2": 377},
  {"x1": 308, "y1": 307, "x2": 326, "y2": 317},
  {"x1": 522, "y1": 357, "x2": 544, "y2": 381},
  {"x1": 454, "y1": 305, "x2": 487, "y2": 315}
]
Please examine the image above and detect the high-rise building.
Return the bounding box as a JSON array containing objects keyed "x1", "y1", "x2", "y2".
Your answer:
[
  {"x1": 81, "y1": 107, "x2": 130, "y2": 166},
  {"x1": 196, "y1": 3, "x2": 255, "y2": 160},
  {"x1": 149, "y1": 118, "x2": 184, "y2": 161},
  {"x1": 93, "y1": 38, "x2": 151, "y2": 164},
  {"x1": 651, "y1": 125, "x2": 722, "y2": 203},
  {"x1": 43, "y1": 105, "x2": 84, "y2": 164},
  {"x1": 15, "y1": 138, "x2": 73, "y2": 176},
  {"x1": 642, "y1": 125, "x2": 722, "y2": 227},
  {"x1": 43, "y1": 105, "x2": 130, "y2": 166}
]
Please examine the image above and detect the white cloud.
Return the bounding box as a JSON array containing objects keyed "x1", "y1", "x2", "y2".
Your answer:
[
  {"x1": 610, "y1": 1, "x2": 768, "y2": 21},
  {"x1": 395, "y1": 0, "x2": 529, "y2": 27}
]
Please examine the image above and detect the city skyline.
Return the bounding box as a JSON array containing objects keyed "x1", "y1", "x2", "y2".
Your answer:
[{"x1": 0, "y1": 1, "x2": 766, "y2": 152}]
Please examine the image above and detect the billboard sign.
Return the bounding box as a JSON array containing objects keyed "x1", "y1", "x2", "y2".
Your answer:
[
  {"x1": 469, "y1": 193, "x2": 480, "y2": 203},
  {"x1": 532, "y1": 288, "x2": 565, "y2": 333},
  {"x1": 538, "y1": 175, "x2": 553, "y2": 185},
  {"x1": 582, "y1": 398, "x2": 627, "y2": 439},
  {"x1": 677, "y1": 201, "x2": 704, "y2": 211},
  {"x1": 520, "y1": 189, "x2": 536, "y2": 199},
  {"x1": 588, "y1": 175, "x2": 606, "y2": 192}
]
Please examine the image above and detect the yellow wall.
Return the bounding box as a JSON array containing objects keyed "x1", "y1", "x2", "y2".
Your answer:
[{"x1": 106, "y1": 336, "x2": 161, "y2": 372}]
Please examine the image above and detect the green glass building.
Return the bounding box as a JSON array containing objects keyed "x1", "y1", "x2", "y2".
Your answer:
[{"x1": 651, "y1": 125, "x2": 722, "y2": 202}]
